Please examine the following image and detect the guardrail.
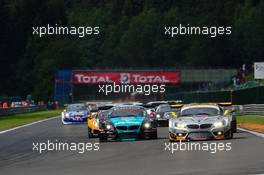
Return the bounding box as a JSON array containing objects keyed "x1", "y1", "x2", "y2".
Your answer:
[
  {"x1": 0, "y1": 106, "x2": 47, "y2": 117},
  {"x1": 233, "y1": 104, "x2": 264, "y2": 115}
]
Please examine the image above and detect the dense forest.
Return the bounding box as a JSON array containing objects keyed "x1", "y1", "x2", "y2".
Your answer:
[{"x1": 0, "y1": 0, "x2": 264, "y2": 100}]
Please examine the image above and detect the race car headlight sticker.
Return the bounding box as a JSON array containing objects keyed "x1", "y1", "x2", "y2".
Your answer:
[
  {"x1": 213, "y1": 120, "x2": 226, "y2": 128},
  {"x1": 144, "y1": 122, "x2": 151, "y2": 129},
  {"x1": 65, "y1": 113, "x2": 70, "y2": 117},
  {"x1": 175, "y1": 123, "x2": 186, "y2": 129},
  {"x1": 156, "y1": 114, "x2": 161, "y2": 118}
]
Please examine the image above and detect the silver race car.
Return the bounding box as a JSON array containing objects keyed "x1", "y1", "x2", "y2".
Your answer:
[{"x1": 169, "y1": 103, "x2": 234, "y2": 141}]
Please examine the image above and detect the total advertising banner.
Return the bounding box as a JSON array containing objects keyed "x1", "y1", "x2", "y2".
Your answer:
[{"x1": 72, "y1": 71, "x2": 180, "y2": 84}]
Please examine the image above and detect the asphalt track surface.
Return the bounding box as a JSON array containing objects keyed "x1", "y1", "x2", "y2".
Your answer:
[{"x1": 1, "y1": 117, "x2": 264, "y2": 175}]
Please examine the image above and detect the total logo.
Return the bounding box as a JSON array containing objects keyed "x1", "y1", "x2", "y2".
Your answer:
[
  {"x1": 120, "y1": 73, "x2": 131, "y2": 84},
  {"x1": 121, "y1": 73, "x2": 170, "y2": 84},
  {"x1": 74, "y1": 74, "x2": 113, "y2": 83}
]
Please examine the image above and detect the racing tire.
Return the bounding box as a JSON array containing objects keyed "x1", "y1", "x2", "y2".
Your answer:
[
  {"x1": 88, "y1": 128, "x2": 94, "y2": 138},
  {"x1": 231, "y1": 121, "x2": 237, "y2": 133},
  {"x1": 226, "y1": 130, "x2": 233, "y2": 139},
  {"x1": 61, "y1": 118, "x2": 67, "y2": 125},
  {"x1": 99, "y1": 133, "x2": 107, "y2": 142},
  {"x1": 150, "y1": 131, "x2": 158, "y2": 139},
  {"x1": 169, "y1": 139, "x2": 174, "y2": 142}
]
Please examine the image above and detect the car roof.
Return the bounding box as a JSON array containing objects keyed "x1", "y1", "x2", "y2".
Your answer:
[
  {"x1": 68, "y1": 103, "x2": 85, "y2": 106},
  {"x1": 158, "y1": 104, "x2": 171, "y2": 107},
  {"x1": 111, "y1": 105, "x2": 145, "y2": 110},
  {"x1": 181, "y1": 103, "x2": 220, "y2": 110}
]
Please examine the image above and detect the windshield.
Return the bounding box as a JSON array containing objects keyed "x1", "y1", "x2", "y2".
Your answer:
[
  {"x1": 157, "y1": 105, "x2": 171, "y2": 112},
  {"x1": 98, "y1": 110, "x2": 109, "y2": 120},
  {"x1": 110, "y1": 108, "x2": 146, "y2": 118},
  {"x1": 180, "y1": 107, "x2": 220, "y2": 116},
  {"x1": 67, "y1": 104, "x2": 87, "y2": 111}
]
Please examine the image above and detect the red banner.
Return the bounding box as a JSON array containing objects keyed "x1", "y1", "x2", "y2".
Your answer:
[{"x1": 72, "y1": 71, "x2": 180, "y2": 84}]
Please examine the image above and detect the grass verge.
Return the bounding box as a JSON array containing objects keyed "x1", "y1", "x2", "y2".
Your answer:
[
  {"x1": 0, "y1": 110, "x2": 61, "y2": 131},
  {"x1": 237, "y1": 115, "x2": 264, "y2": 133},
  {"x1": 237, "y1": 115, "x2": 264, "y2": 125}
]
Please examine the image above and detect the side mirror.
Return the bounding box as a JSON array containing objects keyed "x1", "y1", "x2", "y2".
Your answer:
[
  {"x1": 224, "y1": 110, "x2": 229, "y2": 115},
  {"x1": 87, "y1": 114, "x2": 93, "y2": 119},
  {"x1": 172, "y1": 112, "x2": 177, "y2": 118},
  {"x1": 167, "y1": 112, "x2": 177, "y2": 118},
  {"x1": 88, "y1": 112, "x2": 98, "y2": 119},
  {"x1": 224, "y1": 109, "x2": 235, "y2": 116}
]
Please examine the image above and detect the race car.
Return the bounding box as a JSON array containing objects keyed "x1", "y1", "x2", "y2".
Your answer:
[
  {"x1": 87, "y1": 109, "x2": 111, "y2": 138},
  {"x1": 61, "y1": 103, "x2": 90, "y2": 124},
  {"x1": 98, "y1": 105, "x2": 158, "y2": 142},
  {"x1": 169, "y1": 103, "x2": 235, "y2": 141},
  {"x1": 155, "y1": 104, "x2": 173, "y2": 126},
  {"x1": 146, "y1": 101, "x2": 168, "y2": 108}
]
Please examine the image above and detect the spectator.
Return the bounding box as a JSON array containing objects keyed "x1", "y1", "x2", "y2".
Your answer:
[
  {"x1": 232, "y1": 76, "x2": 237, "y2": 87},
  {"x1": 236, "y1": 77, "x2": 240, "y2": 85},
  {"x1": 0, "y1": 102, "x2": 2, "y2": 109},
  {"x1": 55, "y1": 101, "x2": 60, "y2": 110},
  {"x1": 11, "y1": 102, "x2": 15, "y2": 108},
  {"x1": 3, "y1": 102, "x2": 8, "y2": 108},
  {"x1": 242, "y1": 64, "x2": 246, "y2": 80}
]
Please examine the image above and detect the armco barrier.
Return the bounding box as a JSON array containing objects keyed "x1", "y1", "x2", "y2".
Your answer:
[
  {"x1": 233, "y1": 104, "x2": 264, "y2": 115},
  {"x1": 0, "y1": 106, "x2": 47, "y2": 117},
  {"x1": 167, "y1": 86, "x2": 264, "y2": 105}
]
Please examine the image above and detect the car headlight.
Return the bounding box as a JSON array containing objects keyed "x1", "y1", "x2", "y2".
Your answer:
[
  {"x1": 144, "y1": 122, "x2": 151, "y2": 129},
  {"x1": 94, "y1": 121, "x2": 99, "y2": 128},
  {"x1": 175, "y1": 123, "x2": 186, "y2": 129},
  {"x1": 156, "y1": 114, "x2": 161, "y2": 118},
  {"x1": 65, "y1": 113, "x2": 70, "y2": 117},
  {"x1": 169, "y1": 120, "x2": 173, "y2": 128},
  {"x1": 106, "y1": 124, "x2": 112, "y2": 130},
  {"x1": 213, "y1": 120, "x2": 226, "y2": 128}
]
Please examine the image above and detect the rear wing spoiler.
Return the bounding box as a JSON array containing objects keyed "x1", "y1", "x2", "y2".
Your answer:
[
  {"x1": 98, "y1": 105, "x2": 114, "y2": 111},
  {"x1": 217, "y1": 102, "x2": 232, "y2": 106},
  {"x1": 217, "y1": 102, "x2": 235, "y2": 113},
  {"x1": 139, "y1": 104, "x2": 155, "y2": 109},
  {"x1": 170, "y1": 104, "x2": 184, "y2": 109}
]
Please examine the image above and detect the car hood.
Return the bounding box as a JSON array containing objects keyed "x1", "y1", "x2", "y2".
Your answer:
[
  {"x1": 176, "y1": 115, "x2": 222, "y2": 124},
  {"x1": 110, "y1": 117, "x2": 144, "y2": 127},
  {"x1": 67, "y1": 111, "x2": 87, "y2": 116}
]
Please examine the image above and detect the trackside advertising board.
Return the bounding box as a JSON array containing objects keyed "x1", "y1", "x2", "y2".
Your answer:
[
  {"x1": 72, "y1": 71, "x2": 180, "y2": 84},
  {"x1": 254, "y1": 62, "x2": 264, "y2": 79}
]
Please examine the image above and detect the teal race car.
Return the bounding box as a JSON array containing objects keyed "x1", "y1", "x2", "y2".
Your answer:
[{"x1": 98, "y1": 105, "x2": 158, "y2": 142}]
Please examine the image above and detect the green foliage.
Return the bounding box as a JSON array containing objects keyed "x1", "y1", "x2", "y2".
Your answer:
[{"x1": 1, "y1": 0, "x2": 264, "y2": 100}]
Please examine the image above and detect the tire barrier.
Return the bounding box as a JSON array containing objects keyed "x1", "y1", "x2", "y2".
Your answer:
[
  {"x1": 167, "y1": 86, "x2": 264, "y2": 105},
  {"x1": 233, "y1": 104, "x2": 264, "y2": 115}
]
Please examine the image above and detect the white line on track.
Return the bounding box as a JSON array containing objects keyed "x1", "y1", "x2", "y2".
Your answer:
[
  {"x1": 238, "y1": 128, "x2": 264, "y2": 138},
  {"x1": 0, "y1": 116, "x2": 60, "y2": 135}
]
